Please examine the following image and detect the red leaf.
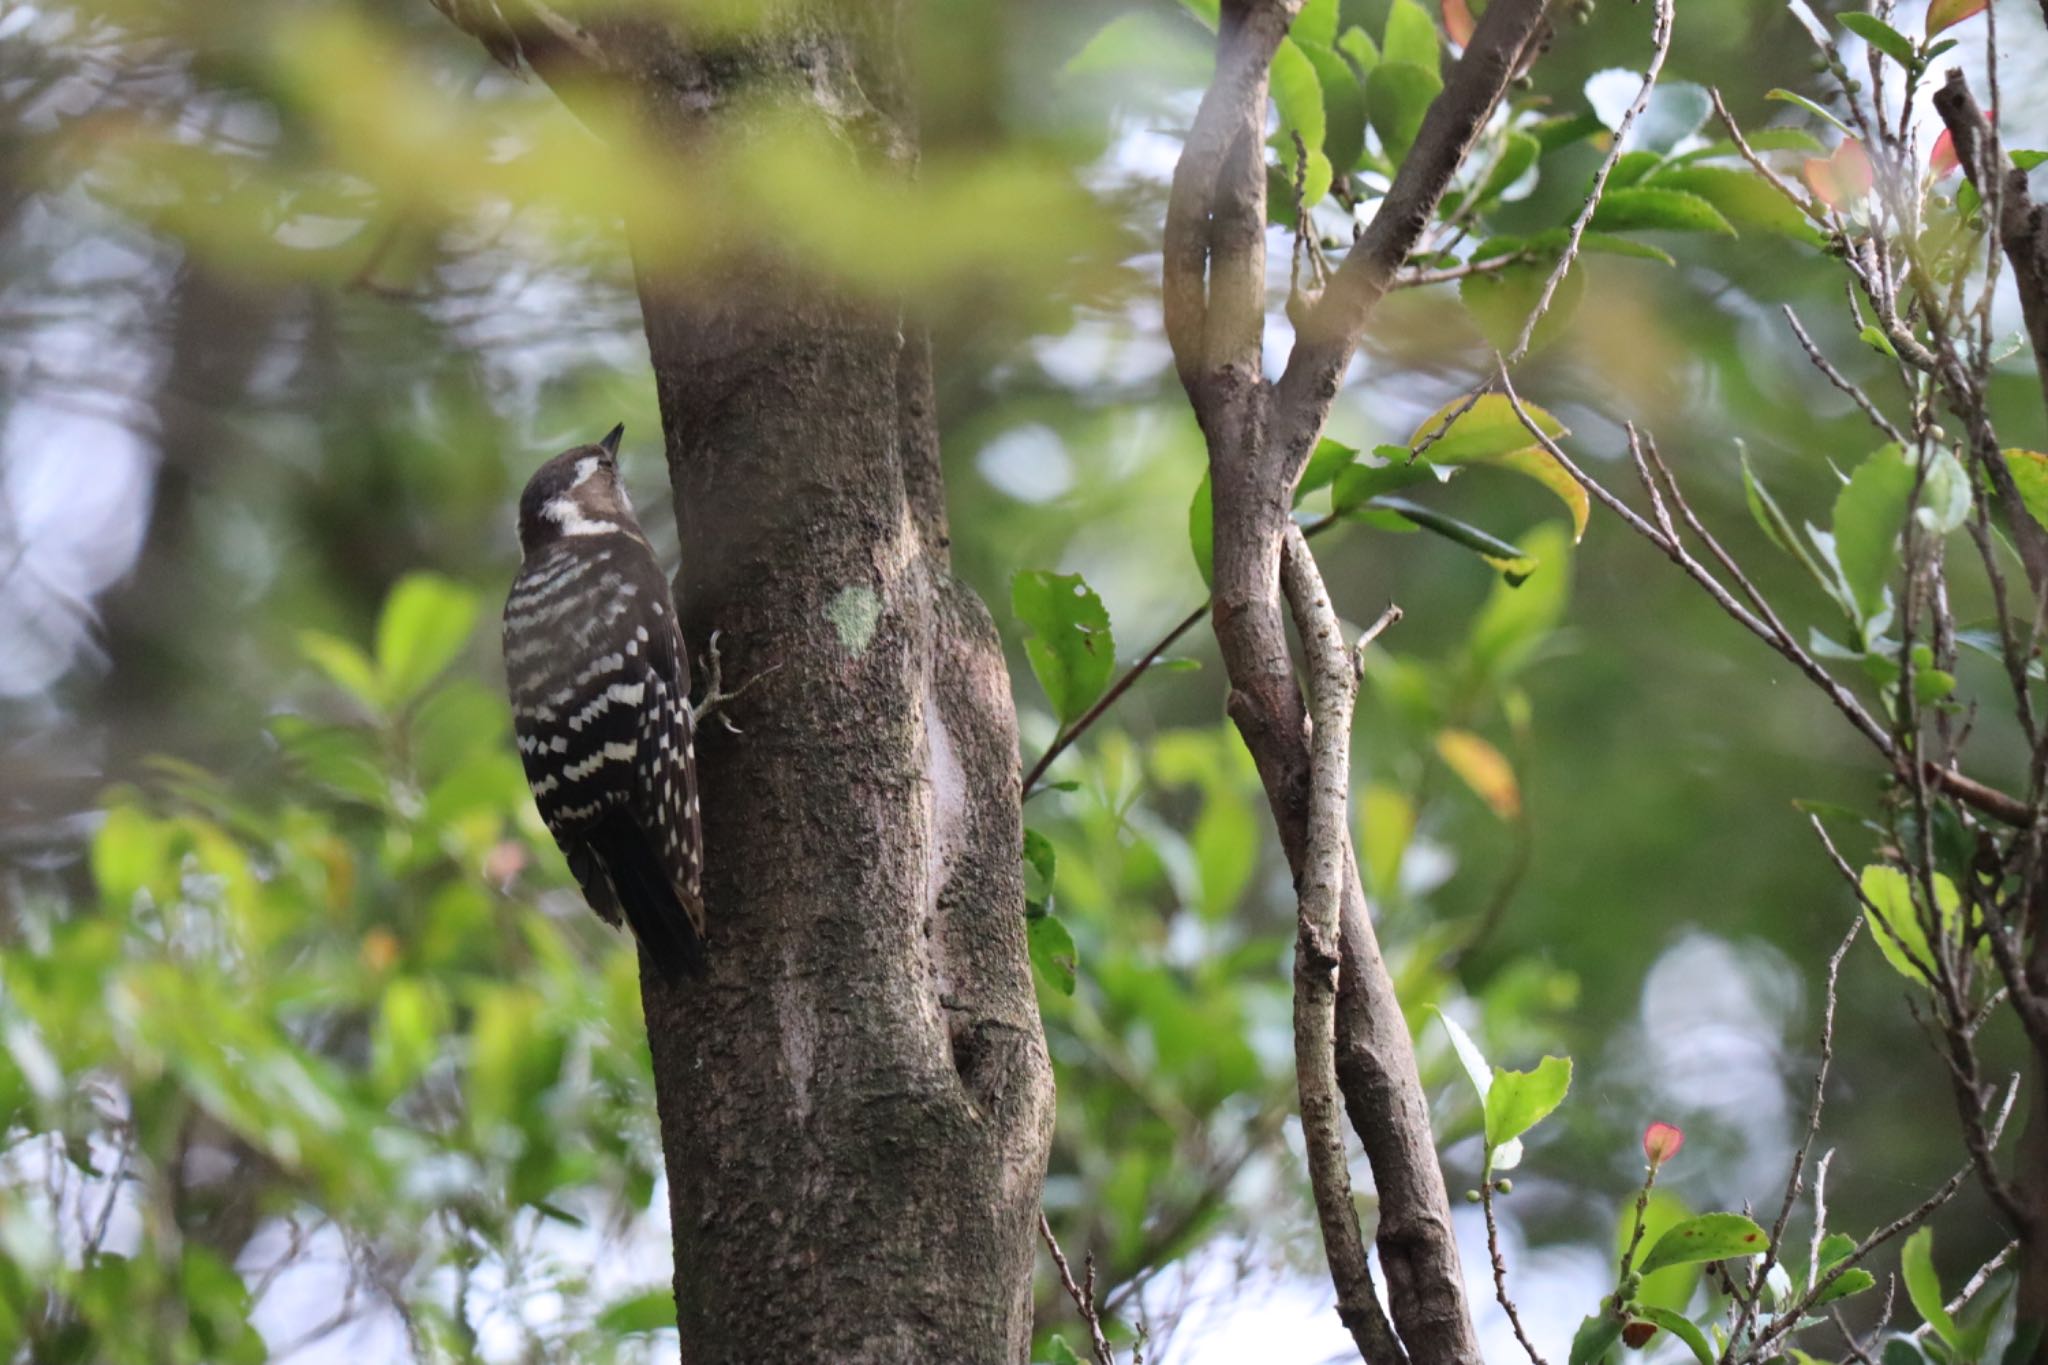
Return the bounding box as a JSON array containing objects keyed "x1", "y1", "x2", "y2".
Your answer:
[
  {"x1": 1642, "y1": 1120, "x2": 1685, "y2": 1166},
  {"x1": 1444, "y1": 0, "x2": 1477, "y2": 46},
  {"x1": 1622, "y1": 1321, "x2": 1660, "y2": 1350},
  {"x1": 1804, "y1": 138, "x2": 1873, "y2": 208},
  {"x1": 1931, "y1": 111, "x2": 1990, "y2": 177}
]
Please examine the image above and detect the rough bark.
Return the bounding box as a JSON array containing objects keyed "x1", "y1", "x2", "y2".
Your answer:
[{"x1": 520, "y1": 9, "x2": 1058, "y2": 1361}]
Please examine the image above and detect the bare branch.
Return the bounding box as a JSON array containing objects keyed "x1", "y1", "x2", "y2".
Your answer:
[{"x1": 1283, "y1": 523, "x2": 1406, "y2": 1365}]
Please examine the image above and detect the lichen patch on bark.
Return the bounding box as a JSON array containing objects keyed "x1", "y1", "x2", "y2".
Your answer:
[{"x1": 825, "y1": 583, "x2": 883, "y2": 654}]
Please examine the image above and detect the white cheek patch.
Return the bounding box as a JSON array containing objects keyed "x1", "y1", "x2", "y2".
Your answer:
[
  {"x1": 571, "y1": 456, "x2": 602, "y2": 489},
  {"x1": 543, "y1": 496, "x2": 619, "y2": 537}
]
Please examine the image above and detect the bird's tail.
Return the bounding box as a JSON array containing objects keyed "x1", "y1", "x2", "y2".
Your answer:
[{"x1": 587, "y1": 815, "x2": 708, "y2": 980}]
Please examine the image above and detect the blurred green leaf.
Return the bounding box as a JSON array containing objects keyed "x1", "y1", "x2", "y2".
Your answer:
[
  {"x1": 1590, "y1": 187, "x2": 1738, "y2": 235},
  {"x1": 1013, "y1": 571, "x2": 1117, "y2": 727},
  {"x1": 1834, "y1": 445, "x2": 1915, "y2": 625},
  {"x1": 376, "y1": 573, "x2": 480, "y2": 705},
  {"x1": 1620, "y1": 1189, "x2": 1701, "y2": 1313},
  {"x1": 1381, "y1": 0, "x2": 1439, "y2": 69},
  {"x1": 1028, "y1": 914, "x2": 1079, "y2": 996},
  {"x1": 596, "y1": 1289, "x2": 678, "y2": 1335},
  {"x1": 1368, "y1": 62, "x2": 1443, "y2": 162},
  {"x1": 299, "y1": 630, "x2": 384, "y2": 710},
  {"x1": 1189, "y1": 472, "x2": 1215, "y2": 588},
  {"x1": 1023, "y1": 828, "x2": 1057, "y2": 912}
]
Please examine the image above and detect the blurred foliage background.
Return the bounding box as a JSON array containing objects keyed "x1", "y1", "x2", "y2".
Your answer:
[{"x1": 0, "y1": 0, "x2": 2044, "y2": 1361}]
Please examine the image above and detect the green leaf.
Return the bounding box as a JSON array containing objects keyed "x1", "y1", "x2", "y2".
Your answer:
[
  {"x1": 1571, "y1": 1314, "x2": 1624, "y2": 1365},
  {"x1": 1337, "y1": 26, "x2": 1380, "y2": 77},
  {"x1": 1590, "y1": 187, "x2": 1738, "y2": 235},
  {"x1": 1370, "y1": 497, "x2": 1537, "y2": 582},
  {"x1": 1332, "y1": 451, "x2": 1442, "y2": 510},
  {"x1": 1608, "y1": 150, "x2": 1665, "y2": 189},
  {"x1": 2011, "y1": 150, "x2": 2048, "y2": 172},
  {"x1": 1402, "y1": 394, "x2": 1584, "y2": 540},
  {"x1": 1622, "y1": 1189, "x2": 1703, "y2": 1314},
  {"x1": 1839, "y1": 13, "x2": 1919, "y2": 70},
  {"x1": 1462, "y1": 246, "x2": 1584, "y2": 354},
  {"x1": 1483, "y1": 1054, "x2": 1571, "y2": 1151},
  {"x1": 1300, "y1": 438, "x2": 1359, "y2": 501},
  {"x1": 1646, "y1": 165, "x2": 1823, "y2": 240},
  {"x1": 1272, "y1": 39, "x2": 1333, "y2": 207},
  {"x1": 1636, "y1": 81, "x2": 1714, "y2": 154},
  {"x1": 92, "y1": 802, "x2": 173, "y2": 911},
  {"x1": 1833, "y1": 445, "x2": 1916, "y2": 624},
  {"x1": 1368, "y1": 61, "x2": 1443, "y2": 162},
  {"x1": 1013, "y1": 571, "x2": 1117, "y2": 727},
  {"x1": 1479, "y1": 131, "x2": 1542, "y2": 202},
  {"x1": 1861, "y1": 325, "x2": 1900, "y2": 358},
  {"x1": 1533, "y1": 111, "x2": 1610, "y2": 152},
  {"x1": 375, "y1": 573, "x2": 480, "y2": 705},
  {"x1": 1638, "y1": 1213, "x2": 1770, "y2": 1274},
  {"x1": 1028, "y1": 913, "x2": 1079, "y2": 996},
  {"x1": 1468, "y1": 523, "x2": 1573, "y2": 677},
  {"x1": 372, "y1": 977, "x2": 446, "y2": 1100},
  {"x1": 1860, "y1": 864, "x2": 1936, "y2": 983},
  {"x1": 1768, "y1": 88, "x2": 1856, "y2": 138},
  {"x1": 1300, "y1": 41, "x2": 1368, "y2": 175},
  {"x1": 1915, "y1": 448, "x2": 1972, "y2": 535},
  {"x1": 1902, "y1": 1228, "x2": 1960, "y2": 1349},
  {"x1": 1046, "y1": 1337, "x2": 1087, "y2": 1365},
  {"x1": 1381, "y1": 0, "x2": 1439, "y2": 70},
  {"x1": 1294, "y1": 0, "x2": 1338, "y2": 49},
  {"x1": 298, "y1": 630, "x2": 383, "y2": 709},
  {"x1": 1639, "y1": 1308, "x2": 1716, "y2": 1365},
  {"x1": 1189, "y1": 472, "x2": 1215, "y2": 587},
  {"x1": 1812, "y1": 1268, "x2": 1878, "y2": 1307},
  {"x1": 1578, "y1": 232, "x2": 1677, "y2": 266},
  {"x1": 1432, "y1": 1008, "x2": 1524, "y2": 1169},
  {"x1": 595, "y1": 1289, "x2": 677, "y2": 1335},
  {"x1": 2002, "y1": 449, "x2": 2048, "y2": 531},
  {"x1": 1022, "y1": 829, "x2": 1056, "y2": 913},
  {"x1": 1669, "y1": 129, "x2": 1827, "y2": 164}
]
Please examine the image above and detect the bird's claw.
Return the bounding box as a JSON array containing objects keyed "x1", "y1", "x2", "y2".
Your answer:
[{"x1": 691, "y1": 628, "x2": 780, "y2": 730}]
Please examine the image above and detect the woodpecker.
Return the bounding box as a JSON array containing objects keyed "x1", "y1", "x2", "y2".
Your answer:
[{"x1": 503, "y1": 424, "x2": 706, "y2": 978}]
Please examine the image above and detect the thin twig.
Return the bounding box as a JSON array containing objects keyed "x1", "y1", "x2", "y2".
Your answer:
[
  {"x1": 1507, "y1": 0, "x2": 1674, "y2": 365},
  {"x1": 1040, "y1": 1211, "x2": 1119, "y2": 1365}
]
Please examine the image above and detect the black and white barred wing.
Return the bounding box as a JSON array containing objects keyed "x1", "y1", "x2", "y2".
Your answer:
[
  {"x1": 634, "y1": 608, "x2": 705, "y2": 938},
  {"x1": 503, "y1": 540, "x2": 705, "y2": 971}
]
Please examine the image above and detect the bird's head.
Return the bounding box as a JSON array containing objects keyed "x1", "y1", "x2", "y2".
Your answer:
[{"x1": 516, "y1": 424, "x2": 639, "y2": 554}]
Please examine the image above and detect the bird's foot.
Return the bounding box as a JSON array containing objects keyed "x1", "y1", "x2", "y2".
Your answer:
[{"x1": 691, "y1": 629, "x2": 780, "y2": 733}]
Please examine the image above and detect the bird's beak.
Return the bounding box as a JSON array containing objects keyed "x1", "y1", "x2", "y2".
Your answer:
[{"x1": 599, "y1": 423, "x2": 624, "y2": 457}]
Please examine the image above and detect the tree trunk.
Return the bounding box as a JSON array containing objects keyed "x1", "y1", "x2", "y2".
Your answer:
[{"x1": 589, "y1": 9, "x2": 1054, "y2": 1361}]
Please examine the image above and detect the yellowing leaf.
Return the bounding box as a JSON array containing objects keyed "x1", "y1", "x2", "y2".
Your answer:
[
  {"x1": 1404, "y1": 395, "x2": 1587, "y2": 541},
  {"x1": 1435, "y1": 730, "x2": 1521, "y2": 819},
  {"x1": 1926, "y1": 0, "x2": 1987, "y2": 37}
]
